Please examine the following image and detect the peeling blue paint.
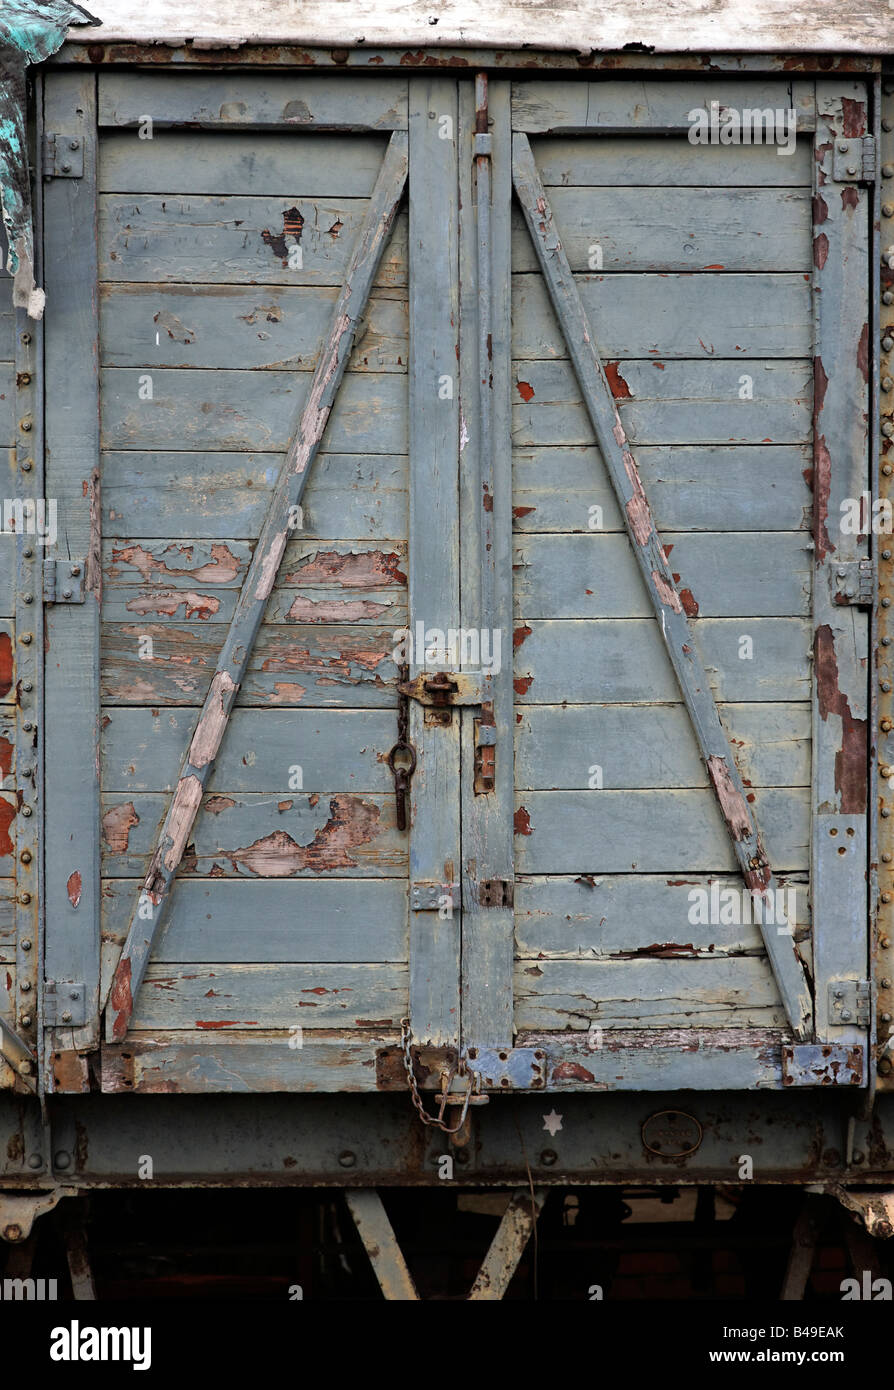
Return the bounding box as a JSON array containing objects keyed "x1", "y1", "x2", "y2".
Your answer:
[{"x1": 0, "y1": 1, "x2": 99, "y2": 316}]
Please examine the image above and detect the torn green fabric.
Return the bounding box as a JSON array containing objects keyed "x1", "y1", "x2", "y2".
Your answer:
[{"x1": 0, "y1": 1, "x2": 99, "y2": 317}]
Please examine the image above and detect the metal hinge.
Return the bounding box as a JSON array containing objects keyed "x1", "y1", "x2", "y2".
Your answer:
[
  {"x1": 411, "y1": 881, "x2": 460, "y2": 912},
  {"x1": 830, "y1": 558, "x2": 874, "y2": 607},
  {"x1": 829, "y1": 980, "x2": 871, "y2": 1027},
  {"x1": 43, "y1": 558, "x2": 86, "y2": 604},
  {"x1": 832, "y1": 135, "x2": 876, "y2": 183},
  {"x1": 478, "y1": 878, "x2": 514, "y2": 908},
  {"x1": 43, "y1": 981, "x2": 86, "y2": 1028},
  {"x1": 43, "y1": 133, "x2": 84, "y2": 178}
]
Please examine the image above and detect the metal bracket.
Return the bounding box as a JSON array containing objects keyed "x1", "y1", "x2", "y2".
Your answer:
[
  {"x1": 462, "y1": 1046, "x2": 546, "y2": 1090},
  {"x1": 44, "y1": 981, "x2": 87, "y2": 1028},
  {"x1": 43, "y1": 558, "x2": 85, "y2": 604},
  {"x1": 829, "y1": 980, "x2": 871, "y2": 1027},
  {"x1": 781, "y1": 1043, "x2": 865, "y2": 1087},
  {"x1": 473, "y1": 132, "x2": 493, "y2": 158},
  {"x1": 478, "y1": 878, "x2": 514, "y2": 908},
  {"x1": 43, "y1": 133, "x2": 84, "y2": 178},
  {"x1": 832, "y1": 135, "x2": 876, "y2": 183},
  {"x1": 411, "y1": 881, "x2": 460, "y2": 912},
  {"x1": 830, "y1": 558, "x2": 874, "y2": 607},
  {"x1": 0, "y1": 1016, "x2": 36, "y2": 1075}
]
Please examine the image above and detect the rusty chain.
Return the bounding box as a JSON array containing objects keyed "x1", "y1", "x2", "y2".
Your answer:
[{"x1": 400, "y1": 1018, "x2": 476, "y2": 1132}]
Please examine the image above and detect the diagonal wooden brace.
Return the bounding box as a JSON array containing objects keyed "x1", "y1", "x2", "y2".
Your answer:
[
  {"x1": 512, "y1": 133, "x2": 812, "y2": 1039},
  {"x1": 106, "y1": 131, "x2": 409, "y2": 1041}
]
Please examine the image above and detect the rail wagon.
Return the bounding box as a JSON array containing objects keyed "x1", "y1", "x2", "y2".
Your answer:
[{"x1": 0, "y1": 0, "x2": 893, "y2": 1301}]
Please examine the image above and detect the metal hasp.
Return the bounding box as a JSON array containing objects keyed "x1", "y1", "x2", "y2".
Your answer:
[
  {"x1": 781, "y1": 1043, "x2": 864, "y2": 1087},
  {"x1": 42, "y1": 132, "x2": 83, "y2": 177},
  {"x1": 462, "y1": 1046, "x2": 545, "y2": 1090},
  {"x1": 106, "y1": 131, "x2": 410, "y2": 1042},
  {"x1": 43, "y1": 556, "x2": 85, "y2": 603},
  {"x1": 511, "y1": 132, "x2": 813, "y2": 1039},
  {"x1": 44, "y1": 980, "x2": 86, "y2": 1028},
  {"x1": 832, "y1": 135, "x2": 875, "y2": 183}
]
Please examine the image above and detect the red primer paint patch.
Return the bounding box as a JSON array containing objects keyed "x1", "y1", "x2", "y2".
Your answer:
[
  {"x1": 513, "y1": 625, "x2": 533, "y2": 649},
  {"x1": 67, "y1": 871, "x2": 82, "y2": 909},
  {"x1": 514, "y1": 676, "x2": 533, "y2": 696},
  {"x1": 815, "y1": 624, "x2": 867, "y2": 813},
  {"x1": 0, "y1": 632, "x2": 12, "y2": 700},
  {"x1": 0, "y1": 798, "x2": 15, "y2": 856},
  {"x1": 513, "y1": 505, "x2": 536, "y2": 520},
  {"x1": 514, "y1": 806, "x2": 533, "y2": 836},
  {"x1": 552, "y1": 1062, "x2": 595, "y2": 1083},
  {"x1": 814, "y1": 232, "x2": 829, "y2": 270},
  {"x1": 604, "y1": 361, "x2": 632, "y2": 398},
  {"x1": 516, "y1": 380, "x2": 535, "y2": 402}
]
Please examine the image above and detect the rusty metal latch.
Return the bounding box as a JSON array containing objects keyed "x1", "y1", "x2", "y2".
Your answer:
[
  {"x1": 397, "y1": 670, "x2": 493, "y2": 707},
  {"x1": 43, "y1": 133, "x2": 84, "y2": 178},
  {"x1": 828, "y1": 980, "x2": 871, "y2": 1027},
  {"x1": 832, "y1": 135, "x2": 876, "y2": 183},
  {"x1": 43, "y1": 558, "x2": 85, "y2": 604},
  {"x1": 830, "y1": 558, "x2": 874, "y2": 606}
]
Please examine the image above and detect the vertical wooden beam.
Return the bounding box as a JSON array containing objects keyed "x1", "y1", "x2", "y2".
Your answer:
[
  {"x1": 42, "y1": 70, "x2": 101, "y2": 1067},
  {"x1": 811, "y1": 82, "x2": 871, "y2": 1043},
  {"x1": 459, "y1": 78, "x2": 515, "y2": 1048},
  {"x1": 780, "y1": 1199, "x2": 820, "y2": 1300},
  {"x1": 467, "y1": 1188, "x2": 546, "y2": 1300},
  {"x1": 345, "y1": 1190, "x2": 419, "y2": 1301},
  {"x1": 408, "y1": 78, "x2": 462, "y2": 1046}
]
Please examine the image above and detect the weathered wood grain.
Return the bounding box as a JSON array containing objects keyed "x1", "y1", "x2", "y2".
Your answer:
[
  {"x1": 98, "y1": 74, "x2": 409, "y2": 130},
  {"x1": 513, "y1": 273, "x2": 812, "y2": 360},
  {"x1": 101, "y1": 622, "x2": 400, "y2": 706},
  {"x1": 513, "y1": 618, "x2": 811, "y2": 703},
  {"x1": 513, "y1": 788, "x2": 809, "y2": 873},
  {"x1": 515, "y1": 702, "x2": 810, "y2": 790},
  {"x1": 514, "y1": 958, "x2": 787, "y2": 1030},
  {"x1": 100, "y1": 132, "x2": 394, "y2": 196},
  {"x1": 512, "y1": 359, "x2": 812, "y2": 446},
  {"x1": 514, "y1": 532, "x2": 812, "y2": 618},
  {"x1": 102, "y1": 879, "x2": 409, "y2": 959},
  {"x1": 0, "y1": 538, "x2": 13, "y2": 616},
  {"x1": 0, "y1": 623, "x2": 13, "y2": 703},
  {"x1": 512, "y1": 80, "x2": 816, "y2": 134},
  {"x1": 0, "y1": 793, "x2": 15, "y2": 875},
  {"x1": 100, "y1": 196, "x2": 409, "y2": 287},
  {"x1": 101, "y1": 708, "x2": 397, "y2": 793},
  {"x1": 103, "y1": 537, "x2": 406, "y2": 587},
  {"x1": 529, "y1": 135, "x2": 813, "y2": 187},
  {"x1": 121, "y1": 963, "x2": 408, "y2": 1031},
  {"x1": 0, "y1": 715, "x2": 12, "y2": 790},
  {"x1": 0, "y1": 364, "x2": 15, "y2": 447},
  {"x1": 0, "y1": 880, "x2": 14, "y2": 954},
  {"x1": 101, "y1": 368, "x2": 408, "y2": 453},
  {"x1": 510, "y1": 192, "x2": 810, "y2": 274},
  {"x1": 101, "y1": 283, "x2": 408, "y2": 372},
  {"x1": 512, "y1": 445, "x2": 812, "y2": 534},
  {"x1": 514, "y1": 873, "x2": 809, "y2": 958},
  {"x1": 100, "y1": 792, "x2": 405, "y2": 876},
  {"x1": 101, "y1": 453, "x2": 408, "y2": 542},
  {"x1": 103, "y1": 584, "x2": 405, "y2": 626}
]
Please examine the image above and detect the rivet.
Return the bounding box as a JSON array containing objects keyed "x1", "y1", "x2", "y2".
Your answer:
[
  {"x1": 20, "y1": 980, "x2": 30, "y2": 991},
  {"x1": 883, "y1": 337, "x2": 894, "y2": 352},
  {"x1": 882, "y1": 937, "x2": 892, "y2": 949},
  {"x1": 884, "y1": 120, "x2": 894, "y2": 133},
  {"x1": 338, "y1": 1150, "x2": 356, "y2": 1168},
  {"x1": 848, "y1": 166, "x2": 859, "y2": 178},
  {"x1": 885, "y1": 377, "x2": 894, "y2": 392},
  {"x1": 54, "y1": 1151, "x2": 71, "y2": 1170},
  {"x1": 841, "y1": 1009, "x2": 852, "y2": 1021},
  {"x1": 19, "y1": 460, "x2": 31, "y2": 472},
  {"x1": 834, "y1": 988, "x2": 845, "y2": 999},
  {"x1": 884, "y1": 468, "x2": 894, "y2": 479},
  {"x1": 883, "y1": 682, "x2": 892, "y2": 692},
  {"x1": 883, "y1": 720, "x2": 893, "y2": 732},
  {"x1": 68, "y1": 139, "x2": 79, "y2": 150},
  {"x1": 61, "y1": 588, "x2": 72, "y2": 599},
  {"x1": 21, "y1": 593, "x2": 32, "y2": 604},
  {"x1": 884, "y1": 422, "x2": 894, "y2": 437},
  {"x1": 883, "y1": 808, "x2": 891, "y2": 818},
  {"x1": 22, "y1": 680, "x2": 32, "y2": 692},
  {"x1": 881, "y1": 766, "x2": 893, "y2": 778},
  {"x1": 884, "y1": 851, "x2": 893, "y2": 861},
  {"x1": 70, "y1": 564, "x2": 81, "y2": 576},
  {"x1": 885, "y1": 292, "x2": 894, "y2": 306},
  {"x1": 21, "y1": 940, "x2": 31, "y2": 951},
  {"x1": 884, "y1": 203, "x2": 894, "y2": 218},
  {"x1": 19, "y1": 419, "x2": 31, "y2": 432},
  {"x1": 61, "y1": 1010, "x2": 72, "y2": 1023},
  {"x1": 18, "y1": 893, "x2": 30, "y2": 905},
  {"x1": 20, "y1": 805, "x2": 32, "y2": 817},
  {"x1": 69, "y1": 990, "x2": 79, "y2": 1000},
  {"x1": 885, "y1": 165, "x2": 894, "y2": 179},
  {"x1": 882, "y1": 978, "x2": 892, "y2": 988},
  {"x1": 882, "y1": 636, "x2": 892, "y2": 645},
  {"x1": 838, "y1": 142, "x2": 849, "y2": 153},
  {"x1": 883, "y1": 1014, "x2": 893, "y2": 1024},
  {"x1": 880, "y1": 1058, "x2": 893, "y2": 1076},
  {"x1": 20, "y1": 850, "x2": 31, "y2": 864},
  {"x1": 883, "y1": 552, "x2": 893, "y2": 561},
  {"x1": 540, "y1": 1149, "x2": 558, "y2": 1166},
  {"x1": 20, "y1": 1014, "x2": 31, "y2": 1027},
  {"x1": 27, "y1": 1153, "x2": 41, "y2": 1170},
  {"x1": 883, "y1": 893, "x2": 892, "y2": 903},
  {"x1": 60, "y1": 162, "x2": 71, "y2": 174},
  {"x1": 19, "y1": 634, "x2": 31, "y2": 645}
]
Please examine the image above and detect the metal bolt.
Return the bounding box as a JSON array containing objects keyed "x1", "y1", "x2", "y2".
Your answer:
[
  {"x1": 19, "y1": 634, "x2": 31, "y2": 645},
  {"x1": 68, "y1": 139, "x2": 79, "y2": 150},
  {"x1": 885, "y1": 165, "x2": 894, "y2": 179},
  {"x1": 885, "y1": 292, "x2": 894, "y2": 305},
  {"x1": 838, "y1": 142, "x2": 849, "y2": 153},
  {"x1": 880, "y1": 1058, "x2": 893, "y2": 1076},
  {"x1": 21, "y1": 593, "x2": 32, "y2": 604},
  {"x1": 54, "y1": 1151, "x2": 71, "y2": 1169},
  {"x1": 837, "y1": 568, "x2": 847, "y2": 579},
  {"x1": 338, "y1": 1150, "x2": 356, "y2": 1168},
  {"x1": 20, "y1": 980, "x2": 30, "y2": 991},
  {"x1": 884, "y1": 808, "x2": 891, "y2": 818},
  {"x1": 61, "y1": 1010, "x2": 72, "y2": 1023},
  {"x1": 20, "y1": 418, "x2": 31, "y2": 431},
  {"x1": 70, "y1": 990, "x2": 79, "y2": 1000},
  {"x1": 60, "y1": 162, "x2": 71, "y2": 174},
  {"x1": 884, "y1": 120, "x2": 894, "y2": 132},
  {"x1": 882, "y1": 937, "x2": 892, "y2": 949},
  {"x1": 26, "y1": 1155, "x2": 41, "y2": 1171},
  {"x1": 19, "y1": 459, "x2": 31, "y2": 472},
  {"x1": 885, "y1": 377, "x2": 894, "y2": 391},
  {"x1": 884, "y1": 893, "x2": 892, "y2": 903},
  {"x1": 883, "y1": 551, "x2": 892, "y2": 561},
  {"x1": 20, "y1": 850, "x2": 31, "y2": 864},
  {"x1": 852, "y1": 1151, "x2": 865, "y2": 1164},
  {"x1": 834, "y1": 987, "x2": 844, "y2": 999},
  {"x1": 848, "y1": 166, "x2": 859, "y2": 178},
  {"x1": 20, "y1": 1014, "x2": 31, "y2": 1026},
  {"x1": 61, "y1": 587, "x2": 72, "y2": 599},
  {"x1": 882, "y1": 978, "x2": 892, "y2": 988},
  {"x1": 882, "y1": 720, "x2": 893, "y2": 733},
  {"x1": 883, "y1": 337, "x2": 894, "y2": 352},
  {"x1": 885, "y1": 204, "x2": 894, "y2": 218},
  {"x1": 540, "y1": 1149, "x2": 558, "y2": 1166},
  {"x1": 883, "y1": 1013, "x2": 893, "y2": 1024},
  {"x1": 884, "y1": 851, "x2": 893, "y2": 861},
  {"x1": 884, "y1": 422, "x2": 894, "y2": 438},
  {"x1": 882, "y1": 682, "x2": 892, "y2": 692},
  {"x1": 884, "y1": 467, "x2": 894, "y2": 479},
  {"x1": 22, "y1": 546, "x2": 32, "y2": 559},
  {"x1": 881, "y1": 766, "x2": 893, "y2": 778},
  {"x1": 22, "y1": 681, "x2": 32, "y2": 692},
  {"x1": 70, "y1": 564, "x2": 81, "y2": 577},
  {"x1": 21, "y1": 940, "x2": 31, "y2": 951},
  {"x1": 882, "y1": 636, "x2": 892, "y2": 645},
  {"x1": 20, "y1": 806, "x2": 31, "y2": 817},
  {"x1": 18, "y1": 893, "x2": 30, "y2": 906},
  {"x1": 841, "y1": 1009, "x2": 852, "y2": 1021}
]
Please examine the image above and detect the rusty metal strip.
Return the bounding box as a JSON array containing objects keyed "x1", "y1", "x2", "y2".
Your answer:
[
  {"x1": 106, "y1": 130, "x2": 409, "y2": 1042},
  {"x1": 511, "y1": 132, "x2": 812, "y2": 1039},
  {"x1": 467, "y1": 1187, "x2": 546, "y2": 1299}
]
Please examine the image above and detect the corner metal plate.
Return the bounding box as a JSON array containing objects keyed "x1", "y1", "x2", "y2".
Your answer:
[{"x1": 781, "y1": 1043, "x2": 865, "y2": 1087}]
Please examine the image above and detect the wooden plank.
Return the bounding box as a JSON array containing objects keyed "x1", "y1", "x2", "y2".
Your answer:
[
  {"x1": 0, "y1": 714, "x2": 12, "y2": 788},
  {"x1": 106, "y1": 131, "x2": 411, "y2": 1044},
  {"x1": 43, "y1": 70, "x2": 102, "y2": 1057},
  {"x1": 811, "y1": 83, "x2": 871, "y2": 1043},
  {"x1": 100, "y1": 1031, "x2": 402, "y2": 1094},
  {"x1": 407, "y1": 77, "x2": 462, "y2": 1047},
  {"x1": 521, "y1": 1028, "x2": 788, "y2": 1091},
  {"x1": 512, "y1": 79, "x2": 816, "y2": 134},
  {"x1": 510, "y1": 191, "x2": 811, "y2": 274},
  {"x1": 513, "y1": 273, "x2": 812, "y2": 360},
  {"x1": 513, "y1": 788, "x2": 809, "y2": 874},
  {"x1": 101, "y1": 792, "x2": 404, "y2": 876},
  {"x1": 100, "y1": 623, "x2": 401, "y2": 707},
  {"x1": 123, "y1": 964, "x2": 408, "y2": 1030},
  {"x1": 101, "y1": 284, "x2": 408, "y2": 372},
  {"x1": 0, "y1": 622, "x2": 13, "y2": 703},
  {"x1": 101, "y1": 708, "x2": 398, "y2": 791},
  {"x1": 102, "y1": 586, "x2": 405, "y2": 626},
  {"x1": 459, "y1": 77, "x2": 514, "y2": 1049},
  {"x1": 0, "y1": 538, "x2": 13, "y2": 615},
  {"x1": 345, "y1": 1191, "x2": 419, "y2": 1301},
  {"x1": 103, "y1": 537, "x2": 407, "y2": 587},
  {"x1": 99, "y1": 196, "x2": 409, "y2": 288},
  {"x1": 0, "y1": 793, "x2": 16, "y2": 876},
  {"x1": 514, "y1": 958, "x2": 787, "y2": 1030},
  {"x1": 512, "y1": 358, "x2": 812, "y2": 446},
  {"x1": 102, "y1": 880, "x2": 408, "y2": 959},
  {"x1": 512, "y1": 445, "x2": 812, "y2": 534},
  {"x1": 0, "y1": 363, "x2": 15, "y2": 446},
  {"x1": 514, "y1": 873, "x2": 809, "y2": 958},
  {"x1": 514, "y1": 618, "x2": 811, "y2": 705},
  {"x1": 99, "y1": 132, "x2": 393, "y2": 196},
  {"x1": 515, "y1": 703, "x2": 811, "y2": 790},
  {"x1": 0, "y1": 879, "x2": 16, "y2": 957},
  {"x1": 468, "y1": 1189, "x2": 546, "y2": 1301},
  {"x1": 101, "y1": 368, "x2": 408, "y2": 453},
  {"x1": 529, "y1": 134, "x2": 814, "y2": 186},
  {"x1": 101, "y1": 453, "x2": 408, "y2": 542},
  {"x1": 514, "y1": 533, "x2": 812, "y2": 619},
  {"x1": 98, "y1": 74, "x2": 409, "y2": 130}
]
